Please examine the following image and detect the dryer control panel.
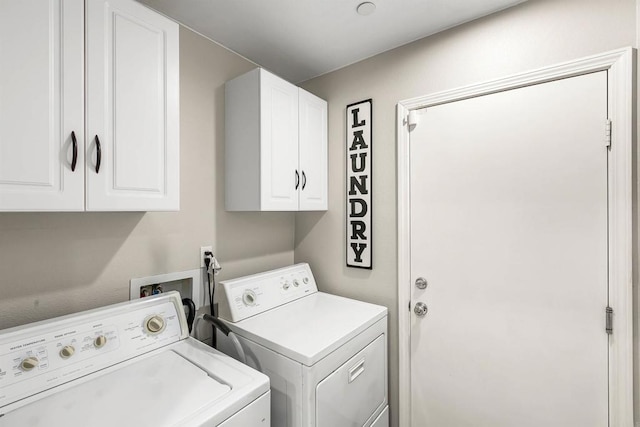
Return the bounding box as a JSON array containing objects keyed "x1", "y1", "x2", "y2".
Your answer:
[
  {"x1": 216, "y1": 263, "x2": 318, "y2": 322},
  {"x1": 0, "y1": 292, "x2": 188, "y2": 414}
]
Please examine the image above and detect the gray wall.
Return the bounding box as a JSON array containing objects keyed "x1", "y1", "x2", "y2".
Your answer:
[
  {"x1": 1, "y1": 1, "x2": 638, "y2": 425},
  {"x1": 295, "y1": 1, "x2": 638, "y2": 426},
  {"x1": 0, "y1": 27, "x2": 295, "y2": 330}
]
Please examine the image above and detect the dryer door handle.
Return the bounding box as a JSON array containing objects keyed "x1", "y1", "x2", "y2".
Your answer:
[{"x1": 348, "y1": 358, "x2": 365, "y2": 383}]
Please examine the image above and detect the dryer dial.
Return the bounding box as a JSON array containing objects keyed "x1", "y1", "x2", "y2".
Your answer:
[{"x1": 242, "y1": 290, "x2": 257, "y2": 306}]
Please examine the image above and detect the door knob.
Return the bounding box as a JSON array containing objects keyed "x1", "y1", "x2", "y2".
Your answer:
[
  {"x1": 414, "y1": 302, "x2": 428, "y2": 317},
  {"x1": 415, "y1": 277, "x2": 427, "y2": 289}
]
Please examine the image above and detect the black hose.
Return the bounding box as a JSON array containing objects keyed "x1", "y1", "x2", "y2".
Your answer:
[
  {"x1": 202, "y1": 314, "x2": 231, "y2": 336},
  {"x1": 182, "y1": 298, "x2": 196, "y2": 333},
  {"x1": 204, "y1": 255, "x2": 217, "y2": 347}
]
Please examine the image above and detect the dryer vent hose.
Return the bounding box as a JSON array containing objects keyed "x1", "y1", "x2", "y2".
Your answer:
[{"x1": 193, "y1": 314, "x2": 247, "y2": 365}]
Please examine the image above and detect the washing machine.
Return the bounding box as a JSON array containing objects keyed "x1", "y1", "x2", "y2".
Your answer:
[
  {"x1": 0, "y1": 292, "x2": 270, "y2": 426},
  {"x1": 215, "y1": 263, "x2": 389, "y2": 427}
]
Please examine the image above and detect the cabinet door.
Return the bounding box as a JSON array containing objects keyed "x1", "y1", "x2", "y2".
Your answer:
[
  {"x1": 86, "y1": 0, "x2": 179, "y2": 211},
  {"x1": 299, "y1": 89, "x2": 328, "y2": 211},
  {"x1": 260, "y1": 70, "x2": 299, "y2": 211},
  {"x1": 0, "y1": 0, "x2": 84, "y2": 211}
]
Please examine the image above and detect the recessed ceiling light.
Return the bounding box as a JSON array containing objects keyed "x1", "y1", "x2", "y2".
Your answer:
[{"x1": 356, "y1": 2, "x2": 376, "y2": 16}]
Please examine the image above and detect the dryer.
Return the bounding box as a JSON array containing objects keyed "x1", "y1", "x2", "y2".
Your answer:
[
  {"x1": 0, "y1": 292, "x2": 270, "y2": 426},
  {"x1": 215, "y1": 263, "x2": 389, "y2": 427}
]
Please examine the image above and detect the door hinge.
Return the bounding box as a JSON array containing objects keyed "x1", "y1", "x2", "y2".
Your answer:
[
  {"x1": 406, "y1": 110, "x2": 419, "y2": 129},
  {"x1": 605, "y1": 119, "x2": 612, "y2": 149},
  {"x1": 605, "y1": 306, "x2": 613, "y2": 334}
]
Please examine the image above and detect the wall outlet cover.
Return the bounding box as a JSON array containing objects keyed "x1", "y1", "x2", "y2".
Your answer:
[{"x1": 200, "y1": 246, "x2": 213, "y2": 268}]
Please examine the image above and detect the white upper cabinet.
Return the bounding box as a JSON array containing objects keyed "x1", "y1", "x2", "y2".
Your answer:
[
  {"x1": 225, "y1": 68, "x2": 327, "y2": 211},
  {"x1": 0, "y1": 0, "x2": 84, "y2": 211},
  {"x1": 0, "y1": 0, "x2": 179, "y2": 212},
  {"x1": 86, "y1": 0, "x2": 179, "y2": 211}
]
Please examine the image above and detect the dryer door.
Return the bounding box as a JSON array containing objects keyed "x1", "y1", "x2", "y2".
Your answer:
[{"x1": 316, "y1": 334, "x2": 386, "y2": 426}]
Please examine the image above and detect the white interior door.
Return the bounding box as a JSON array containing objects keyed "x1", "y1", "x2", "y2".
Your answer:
[
  {"x1": 409, "y1": 71, "x2": 609, "y2": 427},
  {"x1": 0, "y1": 0, "x2": 84, "y2": 211}
]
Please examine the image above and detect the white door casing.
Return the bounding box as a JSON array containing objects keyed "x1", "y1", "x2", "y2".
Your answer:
[
  {"x1": 0, "y1": 0, "x2": 84, "y2": 211},
  {"x1": 86, "y1": 0, "x2": 179, "y2": 211},
  {"x1": 397, "y1": 48, "x2": 634, "y2": 427}
]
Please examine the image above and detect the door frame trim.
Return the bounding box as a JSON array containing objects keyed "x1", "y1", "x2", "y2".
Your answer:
[{"x1": 396, "y1": 47, "x2": 635, "y2": 427}]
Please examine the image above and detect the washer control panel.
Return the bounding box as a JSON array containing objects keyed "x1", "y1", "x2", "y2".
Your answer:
[
  {"x1": 0, "y1": 292, "x2": 187, "y2": 412},
  {"x1": 216, "y1": 263, "x2": 318, "y2": 322}
]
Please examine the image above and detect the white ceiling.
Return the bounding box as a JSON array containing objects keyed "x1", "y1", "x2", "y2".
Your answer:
[{"x1": 138, "y1": 0, "x2": 526, "y2": 83}]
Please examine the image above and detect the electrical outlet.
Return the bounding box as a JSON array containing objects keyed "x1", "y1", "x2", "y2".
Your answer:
[{"x1": 200, "y1": 246, "x2": 213, "y2": 268}]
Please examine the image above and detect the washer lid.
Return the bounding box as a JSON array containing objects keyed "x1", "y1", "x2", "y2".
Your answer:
[
  {"x1": 228, "y1": 292, "x2": 387, "y2": 366},
  {"x1": 1, "y1": 350, "x2": 231, "y2": 426}
]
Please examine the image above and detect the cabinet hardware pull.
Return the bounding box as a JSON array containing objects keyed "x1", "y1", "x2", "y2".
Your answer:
[
  {"x1": 302, "y1": 171, "x2": 307, "y2": 190},
  {"x1": 95, "y1": 135, "x2": 102, "y2": 174},
  {"x1": 295, "y1": 170, "x2": 300, "y2": 190},
  {"x1": 70, "y1": 131, "x2": 78, "y2": 172},
  {"x1": 348, "y1": 358, "x2": 365, "y2": 383}
]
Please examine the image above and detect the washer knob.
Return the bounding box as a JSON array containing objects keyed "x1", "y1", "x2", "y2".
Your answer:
[
  {"x1": 59, "y1": 345, "x2": 75, "y2": 359},
  {"x1": 283, "y1": 281, "x2": 291, "y2": 290},
  {"x1": 293, "y1": 279, "x2": 300, "y2": 287},
  {"x1": 94, "y1": 335, "x2": 107, "y2": 348},
  {"x1": 303, "y1": 277, "x2": 309, "y2": 284},
  {"x1": 145, "y1": 315, "x2": 165, "y2": 334},
  {"x1": 20, "y1": 356, "x2": 39, "y2": 371}
]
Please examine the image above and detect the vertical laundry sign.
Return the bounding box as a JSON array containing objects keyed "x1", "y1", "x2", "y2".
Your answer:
[{"x1": 346, "y1": 99, "x2": 372, "y2": 269}]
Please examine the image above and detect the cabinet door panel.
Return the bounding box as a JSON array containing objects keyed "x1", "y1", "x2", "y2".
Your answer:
[
  {"x1": 0, "y1": 0, "x2": 84, "y2": 211},
  {"x1": 86, "y1": 0, "x2": 179, "y2": 211},
  {"x1": 260, "y1": 71, "x2": 299, "y2": 211},
  {"x1": 299, "y1": 89, "x2": 327, "y2": 211},
  {"x1": 113, "y1": 14, "x2": 163, "y2": 192}
]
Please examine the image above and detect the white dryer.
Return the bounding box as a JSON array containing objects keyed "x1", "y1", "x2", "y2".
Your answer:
[
  {"x1": 215, "y1": 263, "x2": 389, "y2": 427},
  {"x1": 0, "y1": 292, "x2": 270, "y2": 426}
]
